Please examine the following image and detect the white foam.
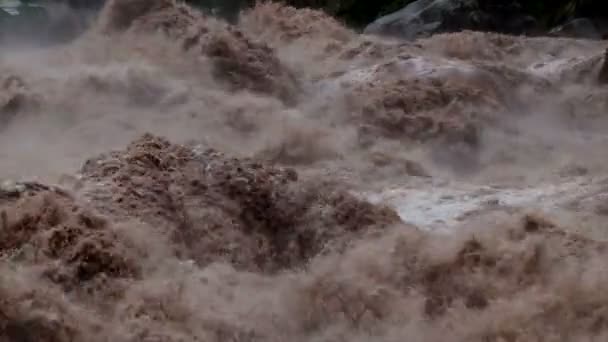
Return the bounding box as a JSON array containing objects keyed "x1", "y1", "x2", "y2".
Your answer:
[{"x1": 367, "y1": 177, "x2": 595, "y2": 231}]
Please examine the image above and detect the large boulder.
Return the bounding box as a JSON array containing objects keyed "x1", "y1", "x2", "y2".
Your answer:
[
  {"x1": 549, "y1": 18, "x2": 602, "y2": 40},
  {"x1": 364, "y1": 0, "x2": 536, "y2": 40}
]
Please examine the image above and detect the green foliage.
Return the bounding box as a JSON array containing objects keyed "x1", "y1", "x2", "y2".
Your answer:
[
  {"x1": 378, "y1": 0, "x2": 416, "y2": 17},
  {"x1": 520, "y1": 0, "x2": 587, "y2": 26}
]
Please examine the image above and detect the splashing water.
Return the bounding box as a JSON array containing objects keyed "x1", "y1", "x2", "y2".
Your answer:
[{"x1": 2, "y1": 1, "x2": 608, "y2": 341}]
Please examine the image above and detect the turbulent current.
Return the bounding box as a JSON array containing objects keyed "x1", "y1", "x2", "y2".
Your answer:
[{"x1": 2, "y1": 0, "x2": 608, "y2": 341}]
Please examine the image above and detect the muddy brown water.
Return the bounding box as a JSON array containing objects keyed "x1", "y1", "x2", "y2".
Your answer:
[{"x1": 1, "y1": 1, "x2": 608, "y2": 341}]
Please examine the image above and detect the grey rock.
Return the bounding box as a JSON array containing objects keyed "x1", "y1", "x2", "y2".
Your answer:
[
  {"x1": 364, "y1": 0, "x2": 469, "y2": 40},
  {"x1": 364, "y1": 0, "x2": 536, "y2": 40},
  {"x1": 549, "y1": 18, "x2": 601, "y2": 40}
]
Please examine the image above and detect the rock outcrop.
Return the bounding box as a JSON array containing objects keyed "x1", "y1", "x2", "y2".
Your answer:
[{"x1": 364, "y1": 0, "x2": 536, "y2": 40}]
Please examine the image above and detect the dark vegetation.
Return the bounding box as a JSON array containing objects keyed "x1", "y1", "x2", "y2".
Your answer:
[{"x1": 189, "y1": 0, "x2": 608, "y2": 29}]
